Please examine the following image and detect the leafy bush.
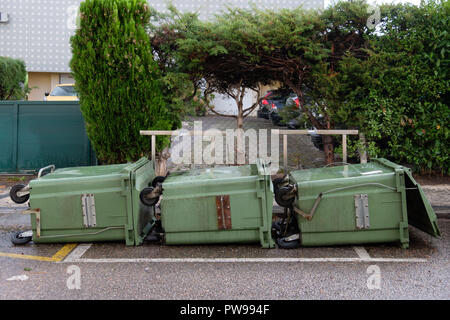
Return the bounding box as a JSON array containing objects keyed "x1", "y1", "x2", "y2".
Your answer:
[
  {"x1": 0, "y1": 56, "x2": 27, "y2": 100},
  {"x1": 337, "y1": 0, "x2": 449, "y2": 174},
  {"x1": 70, "y1": 0, "x2": 180, "y2": 164}
]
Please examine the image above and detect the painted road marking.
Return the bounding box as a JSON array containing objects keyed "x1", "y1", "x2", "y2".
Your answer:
[
  {"x1": 63, "y1": 243, "x2": 92, "y2": 262},
  {"x1": 0, "y1": 243, "x2": 77, "y2": 262},
  {"x1": 61, "y1": 257, "x2": 428, "y2": 264},
  {"x1": 353, "y1": 246, "x2": 371, "y2": 260},
  {"x1": 0, "y1": 242, "x2": 429, "y2": 264},
  {"x1": 59, "y1": 243, "x2": 428, "y2": 263}
]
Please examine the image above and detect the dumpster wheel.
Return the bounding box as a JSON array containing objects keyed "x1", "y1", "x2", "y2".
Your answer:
[
  {"x1": 277, "y1": 236, "x2": 300, "y2": 249},
  {"x1": 11, "y1": 230, "x2": 32, "y2": 245},
  {"x1": 274, "y1": 185, "x2": 296, "y2": 208},
  {"x1": 10, "y1": 184, "x2": 30, "y2": 204},
  {"x1": 151, "y1": 176, "x2": 166, "y2": 188},
  {"x1": 272, "y1": 176, "x2": 288, "y2": 192},
  {"x1": 140, "y1": 187, "x2": 160, "y2": 207}
]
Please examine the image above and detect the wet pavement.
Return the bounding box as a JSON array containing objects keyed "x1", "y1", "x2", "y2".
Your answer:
[{"x1": 0, "y1": 218, "x2": 448, "y2": 300}]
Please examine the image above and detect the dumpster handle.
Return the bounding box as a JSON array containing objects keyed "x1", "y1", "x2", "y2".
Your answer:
[
  {"x1": 37, "y1": 165, "x2": 55, "y2": 179},
  {"x1": 293, "y1": 183, "x2": 418, "y2": 221},
  {"x1": 321, "y1": 183, "x2": 397, "y2": 195},
  {"x1": 35, "y1": 226, "x2": 124, "y2": 239},
  {"x1": 323, "y1": 162, "x2": 351, "y2": 167},
  {"x1": 292, "y1": 193, "x2": 323, "y2": 221}
]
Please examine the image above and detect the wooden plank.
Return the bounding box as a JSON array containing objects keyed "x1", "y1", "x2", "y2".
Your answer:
[
  {"x1": 283, "y1": 134, "x2": 288, "y2": 171},
  {"x1": 141, "y1": 129, "x2": 359, "y2": 136},
  {"x1": 140, "y1": 130, "x2": 227, "y2": 136},
  {"x1": 275, "y1": 129, "x2": 359, "y2": 135},
  {"x1": 151, "y1": 135, "x2": 156, "y2": 161},
  {"x1": 342, "y1": 134, "x2": 347, "y2": 163},
  {"x1": 140, "y1": 130, "x2": 175, "y2": 136}
]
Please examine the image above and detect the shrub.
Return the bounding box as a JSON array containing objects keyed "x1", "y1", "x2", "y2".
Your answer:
[
  {"x1": 338, "y1": 0, "x2": 449, "y2": 174},
  {"x1": 70, "y1": 0, "x2": 180, "y2": 164},
  {"x1": 0, "y1": 56, "x2": 27, "y2": 100}
]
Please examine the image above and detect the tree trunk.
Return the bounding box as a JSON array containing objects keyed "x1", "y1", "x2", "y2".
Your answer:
[
  {"x1": 155, "y1": 147, "x2": 170, "y2": 177},
  {"x1": 322, "y1": 135, "x2": 335, "y2": 164},
  {"x1": 236, "y1": 98, "x2": 245, "y2": 164},
  {"x1": 359, "y1": 133, "x2": 368, "y2": 163}
]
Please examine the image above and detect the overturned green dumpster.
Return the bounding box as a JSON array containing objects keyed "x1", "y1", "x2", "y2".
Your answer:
[
  {"x1": 10, "y1": 157, "x2": 439, "y2": 249},
  {"x1": 273, "y1": 158, "x2": 441, "y2": 248},
  {"x1": 160, "y1": 160, "x2": 275, "y2": 248},
  {"x1": 11, "y1": 157, "x2": 156, "y2": 245}
]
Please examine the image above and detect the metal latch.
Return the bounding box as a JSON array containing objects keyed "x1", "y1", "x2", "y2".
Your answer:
[
  {"x1": 355, "y1": 194, "x2": 370, "y2": 229},
  {"x1": 216, "y1": 195, "x2": 232, "y2": 230},
  {"x1": 81, "y1": 194, "x2": 96, "y2": 228}
]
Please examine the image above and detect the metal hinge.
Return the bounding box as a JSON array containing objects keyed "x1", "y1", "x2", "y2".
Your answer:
[
  {"x1": 81, "y1": 194, "x2": 97, "y2": 228},
  {"x1": 355, "y1": 194, "x2": 370, "y2": 229}
]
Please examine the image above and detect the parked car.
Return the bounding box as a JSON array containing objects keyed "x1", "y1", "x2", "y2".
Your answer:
[
  {"x1": 256, "y1": 89, "x2": 299, "y2": 126},
  {"x1": 45, "y1": 84, "x2": 78, "y2": 101}
]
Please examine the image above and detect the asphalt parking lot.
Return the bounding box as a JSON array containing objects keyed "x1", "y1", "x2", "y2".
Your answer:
[{"x1": 0, "y1": 198, "x2": 448, "y2": 299}]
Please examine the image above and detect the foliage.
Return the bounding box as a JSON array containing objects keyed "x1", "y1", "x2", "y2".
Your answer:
[
  {"x1": 150, "y1": 0, "x2": 448, "y2": 172},
  {"x1": 338, "y1": 0, "x2": 449, "y2": 174},
  {"x1": 150, "y1": 5, "x2": 286, "y2": 128},
  {"x1": 0, "y1": 56, "x2": 27, "y2": 100},
  {"x1": 70, "y1": 0, "x2": 180, "y2": 164},
  {"x1": 148, "y1": 6, "x2": 211, "y2": 118}
]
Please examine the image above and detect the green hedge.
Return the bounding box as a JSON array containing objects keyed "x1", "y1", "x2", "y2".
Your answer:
[
  {"x1": 341, "y1": 0, "x2": 449, "y2": 174},
  {"x1": 70, "y1": 0, "x2": 179, "y2": 164},
  {"x1": 0, "y1": 56, "x2": 27, "y2": 100}
]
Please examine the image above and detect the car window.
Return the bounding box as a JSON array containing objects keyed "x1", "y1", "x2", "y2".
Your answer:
[{"x1": 50, "y1": 86, "x2": 77, "y2": 96}]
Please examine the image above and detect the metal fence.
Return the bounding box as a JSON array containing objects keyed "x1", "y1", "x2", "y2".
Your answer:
[{"x1": 0, "y1": 101, "x2": 96, "y2": 173}]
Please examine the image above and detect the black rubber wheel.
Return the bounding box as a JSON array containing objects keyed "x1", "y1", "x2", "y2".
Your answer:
[
  {"x1": 140, "y1": 187, "x2": 160, "y2": 207},
  {"x1": 275, "y1": 186, "x2": 295, "y2": 208},
  {"x1": 151, "y1": 176, "x2": 166, "y2": 187},
  {"x1": 10, "y1": 231, "x2": 32, "y2": 245},
  {"x1": 277, "y1": 237, "x2": 300, "y2": 249},
  {"x1": 272, "y1": 177, "x2": 287, "y2": 192},
  {"x1": 271, "y1": 220, "x2": 285, "y2": 240},
  {"x1": 10, "y1": 184, "x2": 29, "y2": 204}
]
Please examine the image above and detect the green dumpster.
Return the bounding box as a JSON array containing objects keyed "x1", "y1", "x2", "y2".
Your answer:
[
  {"x1": 160, "y1": 160, "x2": 275, "y2": 248},
  {"x1": 285, "y1": 158, "x2": 440, "y2": 248},
  {"x1": 25, "y1": 157, "x2": 156, "y2": 245}
]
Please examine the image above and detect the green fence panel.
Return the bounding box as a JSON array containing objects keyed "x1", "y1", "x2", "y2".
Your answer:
[
  {"x1": 0, "y1": 103, "x2": 16, "y2": 171},
  {"x1": 0, "y1": 101, "x2": 96, "y2": 173}
]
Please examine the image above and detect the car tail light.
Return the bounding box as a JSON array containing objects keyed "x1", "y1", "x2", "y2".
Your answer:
[
  {"x1": 295, "y1": 98, "x2": 300, "y2": 108},
  {"x1": 262, "y1": 99, "x2": 269, "y2": 105}
]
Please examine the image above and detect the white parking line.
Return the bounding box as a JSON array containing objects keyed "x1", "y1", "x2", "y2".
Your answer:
[
  {"x1": 63, "y1": 243, "x2": 92, "y2": 262},
  {"x1": 353, "y1": 246, "x2": 371, "y2": 260},
  {"x1": 60, "y1": 243, "x2": 427, "y2": 264},
  {"x1": 61, "y1": 257, "x2": 428, "y2": 263}
]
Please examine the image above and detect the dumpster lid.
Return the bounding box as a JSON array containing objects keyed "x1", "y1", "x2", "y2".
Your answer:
[{"x1": 404, "y1": 170, "x2": 441, "y2": 237}]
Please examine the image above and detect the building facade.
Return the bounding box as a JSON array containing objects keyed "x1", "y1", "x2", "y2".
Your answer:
[{"x1": 0, "y1": 0, "x2": 323, "y2": 104}]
